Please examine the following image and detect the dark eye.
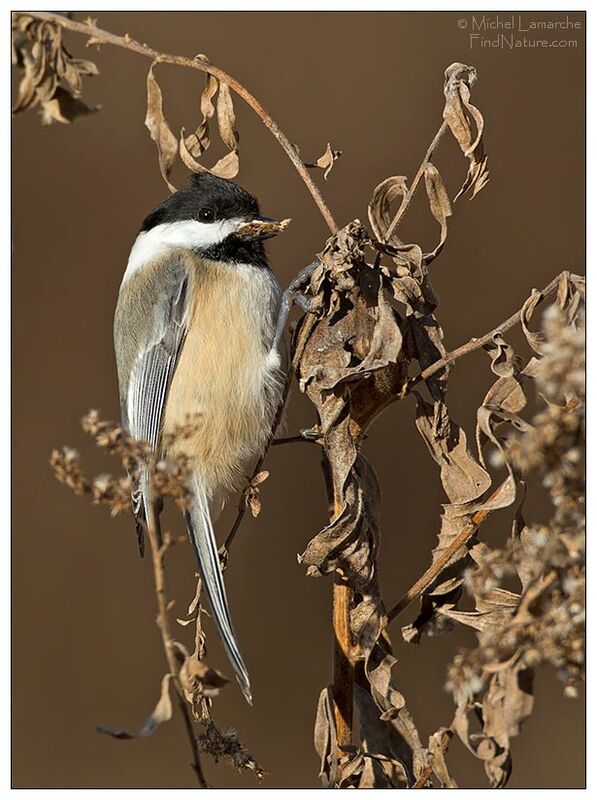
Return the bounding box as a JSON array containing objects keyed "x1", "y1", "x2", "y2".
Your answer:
[{"x1": 198, "y1": 207, "x2": 216, "y2": 222}]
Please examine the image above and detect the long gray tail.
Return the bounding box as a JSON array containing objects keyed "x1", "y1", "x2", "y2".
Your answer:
[{"x1": 185, "y1": 473, "x2": 252, "y2": 704}]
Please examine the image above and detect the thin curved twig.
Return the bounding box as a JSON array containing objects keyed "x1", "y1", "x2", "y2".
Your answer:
[
  {"x1": 20, "y1": 11, "x2": 338, "y2": 235},
  {"x1": 271, "y1": 434, "x2": 316, "y2": 446}
]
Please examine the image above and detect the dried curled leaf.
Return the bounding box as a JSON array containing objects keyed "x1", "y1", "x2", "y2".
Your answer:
[
  {"x1": 427, "y1": 728, "x2": 457, "y2": 788},
  {"x1": 242, "y1": 469, "x2": 270, "y2": 518},
  {"x1": 145, "y1": 62, "x2": 178, "y2": 193},
  {"x1": 97, "y1": 673, "x2": 173, "y2": 739},
  {"x1": 305, "y1": 142, "x2": 342, "y2": 180},
  {"x1": 179, "y1": 655, "x2": 229, "y2": 703},
  {"x1": 443, "y1": 62, "x2": 490, "y2": 200},
  {"x1": 40, "y1": 86, "x2": 98, "y2": 125},
  {"x1": 368, "y1": 176, "x2": 408, "y2": 247},
  {"x1": 184, "y1": 57, "x2": 218, "y2": 158},
  {"x1": 181, "y1": 76, "x2": 240, "y2": 179},
  {"x1": 452, "y1": 666, "x2": 534, "y2": 787},
  {"x1": 314, "y1": 686, "x2": 337, "y2": 786},
  {"x1": 216, "y1": 81, "x2": 237, "y2": 151},
  {"x1": 422, "y1": 162, "x2": 452, "y2": 261}
]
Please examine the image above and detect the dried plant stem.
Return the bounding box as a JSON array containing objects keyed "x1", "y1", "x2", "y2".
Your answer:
[
  {"x1": 332, "y1": 579, "x2": 354, "y2": 748},
  {"x1": 145, "y1": 503, "x2": 208, "y2": 788},
  {"x1": 406, "y1": 271, "x2": 573, "y2": 393},
  {"x1": 321, "y1": 458, "x2": 354, "y2": 756},
  {"x1": 23, "y1": 11, "x2": 338, "y2": 235},
  {"x1": 384, "y1": 120, "x2": 447, "y2": 241},
  {"x1": 271, "y1": 434, "x2": 315, "y2": 446}
]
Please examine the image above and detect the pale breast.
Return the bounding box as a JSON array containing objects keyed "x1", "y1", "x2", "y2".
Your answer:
[{"x1": 162, "y1": 257, "x2": 285, "y2": 495}]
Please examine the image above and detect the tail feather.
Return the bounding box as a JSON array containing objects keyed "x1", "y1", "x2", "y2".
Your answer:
[{"x1": 186, "y1": 474, "x2": 252, "y2": 704}]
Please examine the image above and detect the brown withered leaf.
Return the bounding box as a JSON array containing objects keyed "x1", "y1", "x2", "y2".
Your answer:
[
  {"x1": 422, "y1": 162, "x2": 452, "y2": 261},
  {"x1": 484, "y1": 332, "x2": 518, "y2": 378},
  {"x1": 179, "y1": 77, "x2": 240, "y2": 178},
  {"x1": 443, "y1": 62, "x2": 490, "y2": 200},
  {"x1": 305, "y1": 142, "x2": 342, "y2": 180},
  {"x1": 184, "y1": 58, "x2": 218, "y2": 157},
  {"x1": 251, "y1": 470, "x2": 269, "y2": 486},
  {"x1": 247, "y1": 494, "x2": 261, "y2": 518},
  {"x1": 179, "y1": 655, "x2": 229, "y2": 702},
  {"x1": 520, "y1": 289, "x2": 546, "y2": 354},
  {"x1": 314, "y1": 686, "x2": 337, "y2": 786},
  {"x1": 216, "y1": 81, "x2": 237, "y2": 150},
  {"x1": 57, "y1": 50, "x2": 99, "y2": 97},
  {"x1": 40, "y1": 86, "x2": 98, "y2": 125},
  {"x1": 242, "y1": 469, "x2": 270, "y2": 518},
  {"x1": 427, "y1": 728, "x2": 457, "y2": 788},
  {"x1": 182, "y1": 139, "x2": 239, "y2": 179},
  {"x1": 402, "y1": 269, "x2": 449, "y2": 405},
  {"x1": 210, "y1": 149, "x2": 240, "y2": 179},
  {"x1": 145, "y1": 62, "x2": 178, "y2": 193},
  {"x1": 521, "y1": 275, "x2": 585, "y2": 406},
  {"x1": 353, "y1": 685, "x2": 411, "y2": 787},
  {"x1": 438, "y1": 587, "x2": 519, "y2": 631},
  {"x1": 97, "y1": 673, "x2": 172, "y2": 739},
  {"x1": 476, "y1": 394, "x2": 530, "y2": 471},
  {"x1": 368, "y1": 176, "x2": 408, "y2": 247},
  {"x1": 414, "y1": 395, "x2": 491, "y2": 505},
  {"x1": 334, "y1": 743, "x2": 410, "y2": 789},
  {"x1": 212, "y1": 81, "x2": 240, "y2": 178},
  {"x1": 452, "y1": 665, "x2": 534, "y2": 787},
  {"x1": 179, "y1": 127, "x2": 208, "y2": 174}
]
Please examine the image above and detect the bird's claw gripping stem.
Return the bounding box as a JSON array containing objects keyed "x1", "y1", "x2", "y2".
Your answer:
[{"x1": 273, "y1": 258, "x2": 320, "y2": 350}]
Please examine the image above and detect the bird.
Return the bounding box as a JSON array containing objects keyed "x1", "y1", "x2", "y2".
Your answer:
[{"x1": 113, "y1": 172, "x2": 288, "y2": 704}]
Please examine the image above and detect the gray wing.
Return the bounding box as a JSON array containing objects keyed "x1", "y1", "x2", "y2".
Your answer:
[{"x1": 114, "y1": 258, "x2": 190, "y2": 553}]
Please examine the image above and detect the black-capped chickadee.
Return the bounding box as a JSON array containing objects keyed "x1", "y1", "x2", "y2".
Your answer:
[{"x1": 114, "y1": 173, "x2": 288, "y2": 704}]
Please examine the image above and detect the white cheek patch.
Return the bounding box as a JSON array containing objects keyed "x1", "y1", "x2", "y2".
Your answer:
[{"x1": 122, "y1": 218, "x2": 245, "y2": 284}]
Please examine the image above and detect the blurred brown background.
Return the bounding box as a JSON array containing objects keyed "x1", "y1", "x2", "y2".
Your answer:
[{"x1": 12, "y1": 11, "x2": 585, "y2": 789}]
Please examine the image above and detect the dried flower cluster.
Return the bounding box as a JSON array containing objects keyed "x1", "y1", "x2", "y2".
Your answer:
[
  {"x1": 51, "y1": 410, "x2": 193, "y2": 513},
  {"x1": 197, "y1": 723, "x2": 265, "y2": 779},
  {"x1": 16, "y1": 11, "x2": 584, "y2": 789}
]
